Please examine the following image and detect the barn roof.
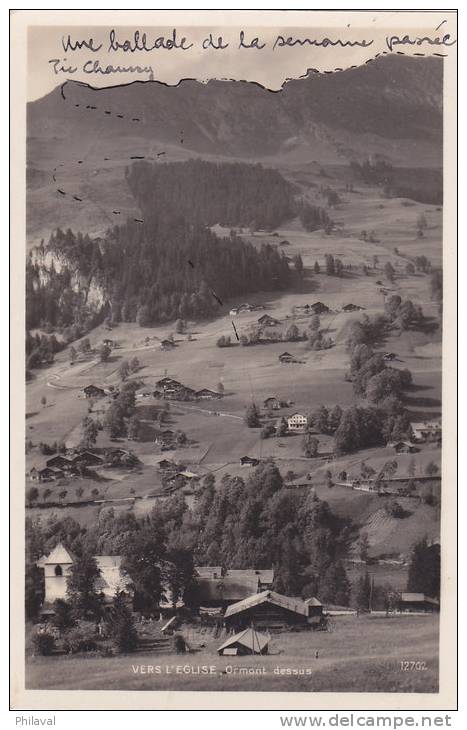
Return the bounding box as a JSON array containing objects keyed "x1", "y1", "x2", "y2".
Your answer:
[
  {"x1": 195, "y1": 575, "x2": 260, "y2": 602},
  {"x1": 400, "y1": 593, "x2": 439, "y2": 604},
  {"x1": 217, "y1": 628, "x2": 269, "y2": 654},
  {"x1": 224, "y1": 590, "x2": 308, "y2": 618},
  {"x1": 227, "y1": 569, "x2": 274, "y2": 585},
  {"x1": 195, "y1": 566, "x2": 223, "y2": 579}
]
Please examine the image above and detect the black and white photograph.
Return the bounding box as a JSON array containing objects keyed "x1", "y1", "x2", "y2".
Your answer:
[{"x1": 10, "y1": 9, "x2": 457, "y2": 710}]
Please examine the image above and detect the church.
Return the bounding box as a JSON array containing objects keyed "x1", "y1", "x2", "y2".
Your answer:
[{"x1": 36, "y1": 543, "x2": 132, "y2": 612}]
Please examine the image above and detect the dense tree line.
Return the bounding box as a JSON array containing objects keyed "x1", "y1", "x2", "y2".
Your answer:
[
  {"x1": 126, "y1": 159, "x2": 297, "y2": 231},
  {"x1": 25, "y1": 461, "x2": 355, "y2": 613}
]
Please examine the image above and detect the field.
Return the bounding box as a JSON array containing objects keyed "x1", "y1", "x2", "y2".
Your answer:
[
  {"x1": 26, "y1": 161, "x2": 442, "y2": 578},
  {"x1": 26, "y1": 613, "x2": 439, "y2": 693}
]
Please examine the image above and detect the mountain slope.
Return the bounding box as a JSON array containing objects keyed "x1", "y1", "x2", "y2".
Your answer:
[{"x1": 26, "y1": 55, "x2": 443, "y2": 244}]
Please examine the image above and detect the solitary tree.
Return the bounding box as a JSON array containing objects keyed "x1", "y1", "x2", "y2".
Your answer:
[
  {"x1": 356, "y1": 571, "x2": 372, "y2": 610},
  {"x1": 118, "y1": 360, "x2": 130, "y2": 381},
  {"x1": 80, "y1": 416, "x2": 99, "y2": 449},
  {"x1": 99, "y1": 343, "x2": 111, "y2": 362},
  {"x1": 302, "y1": 434, "x2": 319, "y2": 458},
  {"x1": 245, "y1": 403, "x2": 261, "y2": 428},
  {"x1": 384, "y1": 262, "x2": 396, "y2": 283}
]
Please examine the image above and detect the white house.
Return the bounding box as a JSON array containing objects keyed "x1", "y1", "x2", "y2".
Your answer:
[
  {"x1": 410, "y1": 420, "x2": 441, "y2": 442},
  {"x1": 287, "y1": 413, "x2": 307, "y2": 432}
]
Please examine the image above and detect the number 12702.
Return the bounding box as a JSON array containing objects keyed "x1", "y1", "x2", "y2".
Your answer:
[{"x1": 400, "y1": 660, "x2": 428, "y2": 671}]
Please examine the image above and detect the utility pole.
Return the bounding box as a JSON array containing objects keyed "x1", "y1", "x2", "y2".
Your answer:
[{"x1": 369, "y1": 573, "x2": 374, "y2": 613}]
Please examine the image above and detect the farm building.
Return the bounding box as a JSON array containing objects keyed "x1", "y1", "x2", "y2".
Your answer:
[
  {"x1": 186, "y1": 574, "x2": 262, "y2": 611},
  {"x1": 227, "y1": 569, "x2": 274, "y2": 591},
  {"x1": 287, "y1": 413, "x2": 307, "y2": 432},
  {"x1": 73, "y1": 451, "x2": 104, "y2": 467},
  {"x1": 45, "y1": 455, "x2": 75, "y2": 471},
  {"x1": 154, "y1": 377, "x2": 183, "y2": 391},
  {"x1": 160, "y1": 339, "x2": 175, "y2": 350},
  {"x1": 388, "y1": 441, "x2": 419, "y2": 454},
  {"x1": 310, "y1": 302, "x2": 330, "y2": 315},
  {"x1": 258, "y1": 314, "x2": 281, "y2": 327},
  {"x1": 196, "y1": 388, "x2": 222, "y2": 400},
  {"x1": 217, "y1": 628, "x2": 269, "y2": 656},
  {"x1": 186, "y1": 568, "x2": 273, "y2": 611},
  {"x1": 195, "y1": 566, "x2": 223, "y2": 579},
  {"x1": 30, "y1": 466, "x2": 65, "y2": 482},
  {"x1": 224, "y1": 590, "x2": 309, "y2": 630},
  {"x1": 154, "y1": 429, "x2": 175, "y2": 446},
  {"x1": 278, "y1": 352, "x2": 296, "y2": 364},
  {"x1": 240, "y1": 456, "x2": 260, "y2": 467},
  {"x1": 82, "y1": 385, "x2": 106, "y2": 399},
  {"x1": 398, "y1": 593, "x2": 440, "y2": 613},
  {"x1": 410, "y1": 421, "x2": 442, "y2": 443},
  {"x1": 383, "y1": 352, "x2": 397, "y2": 361},
  {"x1": 342, "y1": 303, "x2": 365, "y2": 312},
  {"x1": 264, "y1": 396, "x2": 280, "y2": 410}
]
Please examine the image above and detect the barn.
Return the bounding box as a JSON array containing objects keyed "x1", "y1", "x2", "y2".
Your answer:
[
  {"x1": 217, "y1": 628, "x2": 269, "y2": 656},
  {"x1": 224, "y1": 590, "x2": 309, "y2": 631},
  {"x1": 398, "y1": 593, "x2": 440, "y2": 613}
]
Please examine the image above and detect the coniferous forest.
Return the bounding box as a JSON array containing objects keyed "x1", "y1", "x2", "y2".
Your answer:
[{"x1": 26, "y1": 160, "x2": 330, "y2": 334}]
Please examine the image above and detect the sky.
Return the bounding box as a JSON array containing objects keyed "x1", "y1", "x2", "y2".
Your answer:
[{"x1": 25, "y1": 11, "x2": 456, "y2": 101}]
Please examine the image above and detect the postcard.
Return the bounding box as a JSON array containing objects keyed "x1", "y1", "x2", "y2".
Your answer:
[{"x1": 10, "y1": 9, "x2": 457, "y2": 711}]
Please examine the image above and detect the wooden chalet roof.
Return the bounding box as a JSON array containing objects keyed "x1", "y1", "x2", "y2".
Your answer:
[
  {"x1": 224, "y1": 590, "x2": 308, "y2": 618},
  {"x1": 217, "y1": 628, "x2": 269, "y2": 654}
]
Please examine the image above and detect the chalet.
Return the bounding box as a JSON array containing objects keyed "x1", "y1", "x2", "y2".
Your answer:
[
  {"x1": 240, "y1": 456, "x2": 260, "y2": 467},
  {"x1": 410, "y1": 421, "x2": 442, "y2": 443},
  {"x1": 102, "y1": 338, "x2": 114, "y2": 347},
  {"x1": 229, "y1": 307, "x2": 240, "y2": 316},
  {"x1": 398, "y1": 593, "x2": 440, "y2": 613},
  {"x1": 30, "y1": 466, "x2": 65, "y2": 482},
  {"x1": 46, "y1": 455, "x2": 74, "y2": 471},
  {"x1": 258, "y1": 314, "x2": 280, "y2": 327},
  {"x1": 155, "y1": 377, "x2": 183, "y2": 391},
  {"x1": 82, "y1": 385, "x2": 106, "y2": 399},
  {"x1": 160, "y1": 339, "x2": 175, "y2": 350},
  {"x1": 178, "y1": 470, "x2": 200, "y2": 481},
  {"x1": 158, "y1": 458, "x2": 176, "y2": 470},
  {"x1": 310, "y1": 302, "x2": 330, "y2": 315},
  {"x1": 37, "y1": 544, "x2": 132, "y2": 612},
  {"x1": 383, "y1": 352, "x2": 397, "y2": 361},
  {"x1": 389, "y1": 441, "x2": 419, "y2": 454},
  {"x1": 228, "y1": 569, "x2": 274, "y2": 591},
  {"x1": 154, "y1": 429, "x2": 175, "y2": 446},
  {"x1": 195, "y1": 566, "x2": 223, "y2": 580},
  {"x1": 264, "y1": 396, "x2": 280, "y2": 410},
  {"x1": 73, "y1": 451, "x2": 104, "y2": 468},
  {"x1": 186, "y1": 572, "x2": 263, "y2": 610},
  {"x1": 165, "y1": 385, "x2": 196, "y2": 401},
  {"x1": 224, "y1": 590, "x2": 309, "y2": 630},
  {"x1": 278, "y1": 352, "x2": 296, "y2": 364},
  {"x1": 196, "y1": 388, "x2": 222, "y2": 400},
  {"x1": 287, "y1": 413, "x2": 307, "y2": 432},
  {"x1": 217, "y1": 628, "x2": 269, "y2": 656},
  {"x1": 342, "y1": 303, "x2": 365, "y2": 312},
  {"x1": 136, "y1": 388, "x2": 154, "y2": 399}
]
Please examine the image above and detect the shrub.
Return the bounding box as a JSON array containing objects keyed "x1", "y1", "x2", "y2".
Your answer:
[
  {"x1": 63, "y1": 621, "x2": 99, "y2": 654},
  {"x1": 32, "y1": 630, "x2": 55, "y2": 656},
  {"x1": 173, "y1": 633, "x2": 186, "y2": 654}
]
